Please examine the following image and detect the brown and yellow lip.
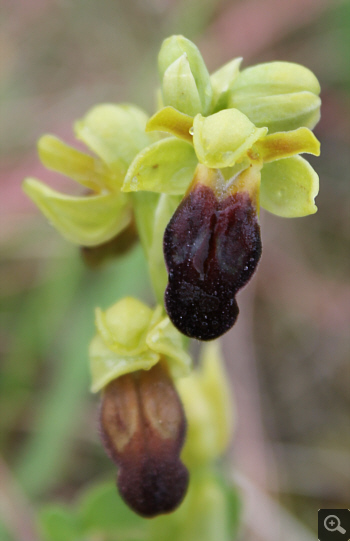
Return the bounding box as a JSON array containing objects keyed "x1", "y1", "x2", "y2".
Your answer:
[{"x1": 164, "y1": 164, "x2": 262, "y2": 341}]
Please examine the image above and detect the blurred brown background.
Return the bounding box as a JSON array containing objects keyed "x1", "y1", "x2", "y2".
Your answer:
[{"x1": 1, "y1": 1, "x2": 349, "y2": 540}]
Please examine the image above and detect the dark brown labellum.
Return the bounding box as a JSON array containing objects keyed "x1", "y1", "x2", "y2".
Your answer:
[
  {"x1": 164, "y1": 176, "x2": 262, "y2": 340},
  {"x1": 100, "y1": 362, "x2": 189, "y2": 518}
]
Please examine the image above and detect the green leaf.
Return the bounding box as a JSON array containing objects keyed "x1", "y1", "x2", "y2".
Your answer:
[
  {"x1": 230, "y1": 61, "x2": 321, "y2": 97},
  {"x1": 122, "y1": 138, "x2": 197, "y2": 195},
  {"x1": 192, "y1": 109, "x2": 267, "y2": 168},
  {"x1": 39, "y1": 506, "x2": 81, "y2": 541},
  {"x1": 210, "y1": 57, "x2": 242, "y2": 112},
  {"x1": 229, "y1": 91, "x2": 321, "y2": 133},
  {"x1": 260, "y1": 156, "x2": 319, "y2": 217},
  {"x1": 162, "y1": 54, "x2": 203, "y2": 116},
  {"x1": 38, "y1": 135, "x2": 108, "y2": 192},
  {"x1": 158, "y1": 35, "x2": 212, "y2": 115},
  {"x1": 23, "y1": 178, "x2": 132, "y2": 246},
  {"x1": 74, "y1": 104, "x2": 155, "y2": 184}
]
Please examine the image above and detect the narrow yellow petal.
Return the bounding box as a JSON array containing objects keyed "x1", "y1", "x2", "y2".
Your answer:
[
  {"x1": 254, "y1": 128, "x2": 320, "y2": 163},
  {"x1": 146, "y1": 106, "x2": 194, "y2": 143}
]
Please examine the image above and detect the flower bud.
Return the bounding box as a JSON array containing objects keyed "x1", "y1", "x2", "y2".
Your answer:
[
  {"x1": 229, "y1": 61, "x2": 321, "y2": 133},
  {"x1": 100, "y1": 362, "x2": 189, "y2": 517},
  {"x1": 158, "y1": 35, "x2": 212, "y2": 116}
]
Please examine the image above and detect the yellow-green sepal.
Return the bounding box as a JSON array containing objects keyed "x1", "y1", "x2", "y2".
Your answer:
[
  {"x1": 210, "y1": 57, "x2": 242, "y2": 112},
  {"x1": 193, "y1": 109, "x2": 267, "y2": 168},
  {"x1": 122, "y1": 137, "x2": 197, "y2": 195},
  {"x1": 147, "y1": 317, "x2": 192, "y2": 379},
  {"x1": 90, "y1": 297, "x2": 192, "y2": 392},
  {"x1": 260, "y1": 155, "x2": 319, "y2": 217},
  {"x1": 74, "y1": 104, "x2": 156, "y2": 185},
  {"x1": 22, "y1": 178, "x2": 132, "y2": 246},
  {"x1": 38, "y1": 135, "x2": 108, "y2": 192},
  {"x1": 229, "y1": 91, "x2": 321, "y2": 133},
  {"x1": 146, "y1": 106, "x2": 193, "y2": 143},
  {"x1": 255, "y1": 127, "x2": 320, "y2": 163},
  {"x1": 158, "y1": 35, "x2": 212, "y2": 115},
  {"x1": 90, "y1": 335, "x2": 160, "y2": 393}
]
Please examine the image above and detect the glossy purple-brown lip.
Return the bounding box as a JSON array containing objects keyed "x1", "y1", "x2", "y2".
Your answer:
[
  {"x1": 100, "y1": 363, "x2": 189, "y2": 518},
  {"x1": 164, "y1": 182, "x2": 262, "y2": 340}
]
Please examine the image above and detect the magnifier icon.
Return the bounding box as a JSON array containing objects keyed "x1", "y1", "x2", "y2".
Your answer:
[{"x1": 324, "y1": 515, "x2": 346, "y2": 534}]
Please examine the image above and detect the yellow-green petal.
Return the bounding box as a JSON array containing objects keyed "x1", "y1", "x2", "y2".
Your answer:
[
  {"x1": 158, "y1": 35, "x2": 212, "y2": 115},
  {"x1": 146, "y1": 106, "x2": 193, "y2": 143},
  {"x1": 193, "y1": 109, "x2": 267, "y2": 169},
  {"x1": 231, "y1": 61, "x2": 321, "y2": 97},
  {"x1": 122, "y1": 138, "x2": 197, "y2": 195},
  {"x1": 255, "y1": 128, "x2": 320, "y2": 163},
  {"x1": 260, "y1": 156, "x2": 319, "y2": 217},
  {"x1": 210, "y1": 57, "x2": 242, "y2": 112},
  {"x1": 89, "y1": 335, "x2": 160, "y2": 393},
  {"x1": 229, "y1": 91, "x2": 321, "y2": 133},
  {"x1": 162, "y1": 54, "x2": 203, "y2": 117},
  {"x1": 74, "y1": 104, "x2": 155, "y2": 184},
  {"x1": 95, "y1": 298, "x2": 156, "y2": 356},
  {"x1": 147, "y1": 317, "x2": 192, "y2": 378},
  {"x1": 22, "y1": 178, "x2": 131, "y2": 246},
  {"x1": 37, "y1": 135, "x2": 108, "y2": 192}
]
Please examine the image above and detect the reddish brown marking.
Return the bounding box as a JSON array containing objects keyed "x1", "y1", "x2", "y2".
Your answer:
[
  {"x1": 164, "y1": 183, "x2": 262, "y2": 340},
  {"x1": 100, "y1": 363, "x2": 189, "y2": 518}
]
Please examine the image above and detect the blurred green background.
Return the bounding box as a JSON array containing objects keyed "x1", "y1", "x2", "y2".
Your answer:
[{"x1": 1, "y1": 0, "x2": 349, "y2": 540}]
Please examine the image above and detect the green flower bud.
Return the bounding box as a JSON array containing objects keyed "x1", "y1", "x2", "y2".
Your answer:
[
  {"x1": 229, "y1": 61, "x2": 321, "y2": 133},
  {"x1": 158, "y1": 35, "x2": 212, "y2": 116}
]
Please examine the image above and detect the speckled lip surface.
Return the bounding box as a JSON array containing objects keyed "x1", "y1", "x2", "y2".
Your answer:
[{"x1": 164, "y1": 182, "x2": 262, "y2": 340}]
